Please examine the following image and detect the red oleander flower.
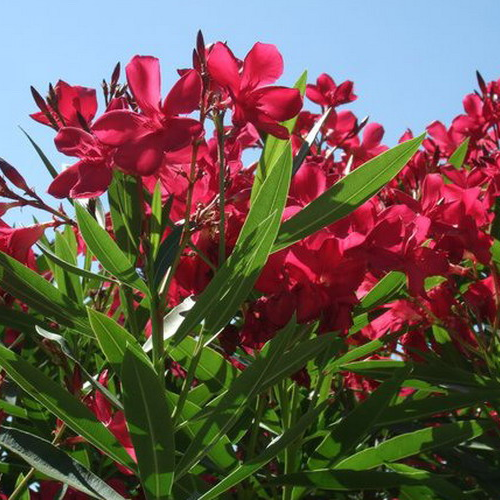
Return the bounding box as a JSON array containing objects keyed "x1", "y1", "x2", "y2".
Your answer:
[
  {"x1": 93, "y1": 56, "x2": 203, "y2": 175},
  {"x1": 48, "y1": 127, "x2": 114, "y2": 198},
  {"x1": 306, "y1": 73, "x2": 356, "y2": 108},
  {"x1": 31, "y1": 80, "x2": 98, "y2": 129},
  {"x1": 0, "y1": 221, "x2": 49, "y2": 266},
  {"x1": 207, "y1": 42, "x2": 303, "y2": 139}
]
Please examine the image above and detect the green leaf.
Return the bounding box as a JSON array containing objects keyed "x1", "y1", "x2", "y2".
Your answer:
[
  {"x1": 269, "y1": 469, "x2": 439, "y2": 491},
  {"x1": 0, "y1": 399, "x2": 28, "y2": 419},
  {"x1": 260, "y1": 332, "x2": 342, "y2": 391},
  {"x1": 175, "y1": 320, "x2": 295, "y2": 477},
  {"x1": 35, "y1": 326, "x2": 123, "y2": 411},
  {"x1": 173, "y1": 145, "x2": 292, "y2": 345},
  {"x1": 13, "y1": 473, "x2": 30, "y2": 500},
  {"x1": 38, "y1": 242, "x2": 117, "y2": 285},
  {"x1": 325, "y1": 331, "x2": 405, "y2": 376},
  {"x1": 20, "y1": 127, "x2": 58, "y2": 179},
  {"x1": 199, "y1": 402, "x2": 328, "y2": 500},
  {"x1": 378, "y1": 388, "x2": 500, "y2": 426},
  {"x1": 335, "y1": 420, "x2": 492, "y2": 470},
  {"x1": 149, "y1": 181, "x2": 163, "y2": 260},
  {"x1": 121, "y1": 348, "x2": 175, "y2": 499},
  {"x1": 250, "y1": 70, "x2": 307, "y2": 201},
  {"x1": 274, "y1": 134, "x2": 425, "y2": 251},
  {"x1": 166, "y1": 391, "x2": 237, "y2": 472},
  {"x1": 448, "y1": 137, "x2": 470, "y2": 168},
  {"x1": 88, "y1": 309, "x2": 142, "y2": 375},
  {"x1": 342, "y1": 359, "x2": 500, "y2": 391},
  {"x1": 0, "y1": 251, "x2": 90, "y2": 334},
  {"x1": 153, "y1": 223, "x2": 183, "y2": 288},
  {"x1": 309, "y1": 367, "x2": 409, "y2": 468},
  {"x1": 356, "y1": 271, "x2": 406, "y2": 314},
  {"x1": 90, "y1": 310, "x2": 238, "y2": 473},
  {"x1": 0, "y1": 344, "x2": 135, "y2": 471},
  {"x1": 53, "y1": 232, "x2": 83, "y2": 303},
  {"x1": 388, "y1": 463, "x2": 466, "y2": 500},
  {"x1": 491, "y1": 197, "x2": 500, "y2": 241},
  {"x1": 0, "y1": 427, "x2": 126, "y2": 500},
  {"x1": 107, "y1": 171, "x2": 142, "y2": 261},
  {"x1": 0, "y1": 304, "x2": 51, "y2": 334},
  {"x1": 292, "y1": 106, "x2": 332, "y2": 176},
  {"x1": 75, "y1": 203, "x2": 149, "y2": 295},
  {"x1": 168, "y1": 336, "x2": 237, "y2": 393}
]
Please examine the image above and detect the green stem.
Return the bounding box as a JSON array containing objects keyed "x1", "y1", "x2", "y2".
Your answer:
[
  {"x1": 214, "y1": 113, "x2": 226, "y2": 267},
  {"x1": 120, "y1": 287, "x2": 139, "y2": 338},
  {"x1": 171, "y1": 331, "x2": 205, "y2": 426},
  {"x1": 283, "y1": 384, "x2": 300, "y2": 500},
  {"x1": 247, "y1": 394, "x2": 267, "y2": 459},
  {"x1": 159, "y1": 140, "x2": 201, "y2": 306},
  {"x1": 150, "y1": 294, "x2": 165, "y2": 386}
]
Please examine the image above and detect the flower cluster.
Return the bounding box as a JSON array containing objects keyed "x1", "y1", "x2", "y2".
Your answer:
[{"x1": 1, "y1": 33, "x2": 500, "y2": 498}]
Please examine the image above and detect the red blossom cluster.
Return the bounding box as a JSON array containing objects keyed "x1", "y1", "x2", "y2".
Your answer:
[
  {"x1": 1, "y1": 35, "x2": 500, "y2": 496},
  {"x1": 3, "y1": 37, "x2": 500, "y2": 359}
]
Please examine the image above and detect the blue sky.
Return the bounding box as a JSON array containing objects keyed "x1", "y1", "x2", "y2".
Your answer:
[{"x1": 2, "y1": 0, "x2": 500, "y2": 223}]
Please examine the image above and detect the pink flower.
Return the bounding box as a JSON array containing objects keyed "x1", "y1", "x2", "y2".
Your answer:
[
  {"x1": 207, "y1": 42, "x2": 302, "y2": 139},
  {"x1": 93, "y1": 56, "x2": 202, "y2": 175},
  {"x1": 306, "y1": 73, "x2": 356, "y2": 108},
  {"x1": 31, "y1": 80, "x2": 97, "y2": 129},
  {"x1": 0, "y1": 221, "x2": 48, "y2": 266},
  {"x1": 48, "y1": 127, "x2": 113, "y2": 198}
]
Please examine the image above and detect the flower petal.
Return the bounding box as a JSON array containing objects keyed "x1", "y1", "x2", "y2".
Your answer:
[
  {"x1": 163, "y1": 69, "x2": 202, "y2": 116},
  {"x1": 54, "y1": 127, "x2": 100, "y2": 158},
  {"x1": 241, "y1": 42, "x2": 283, "y2": 89},
  {"x1": 126, "y1": 55, "x2": 162, "y2": 116},
  {"x1": 70, "y1": 162, "x2": 113, "y2": 198},
  {"x1": 56, "y1": 81, "x2": 98, "y2": 126},
  {"x1": 47, "y1": 163, "x2": 80, "y2": 198},
  {"x1": 162, "y1": 117, "x2": 203, "y2": 151},
  {"x1": 114, "y1": 132, "x2": 165, "y2": 176},
  {"x1": 252, "y1": 86, "x2": 302, "y2": 122},
  {"x1": 207, "y1": 42, "x2": 240, "y2": 93},
  {"x1": 93, "y1": 110, "x2": 149, "y2": 146}
]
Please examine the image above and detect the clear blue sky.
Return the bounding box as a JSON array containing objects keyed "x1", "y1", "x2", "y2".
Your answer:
[{"x1": 2, "y1": 0, "x2": 500, "y2": 223}]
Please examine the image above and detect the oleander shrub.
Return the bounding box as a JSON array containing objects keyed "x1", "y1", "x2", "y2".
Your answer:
[{"x1": 1, "y1": 32, "x2": 500, "y2": 499}]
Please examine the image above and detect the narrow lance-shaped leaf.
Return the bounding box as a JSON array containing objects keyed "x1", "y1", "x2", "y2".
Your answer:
[
  {"x1": 153, "y1": 223, "x2": 183, "y2": 289},
  {"x1": 107, "y1": 171, "x2": 142, "y2": 261},
  {"x1": 172, "y1": 145, "x2": 292, "y2": 345},
  {"x1": 149, "y1": 181, "x2": 163, "y2": 260},
  {"x1": 449, "y1": 137, "x2": 470, "y2": 168},
  {"x1": 199, "y1": 402, "x2": 329, "y2": 500},
  {"x1": 175, "y1": 319, "x2": 295, "y2": 477},
  {"x1": 269, "y1": 469, "x2": 440, "y2": 491},
  {"x1": 388, "y1": 463, "x2": 466, "y2": 500},
  {"x1": 335, "y1": 420, "x2": 493, "y2": 470},
  {"x1": 0, "y1": 251, "x2": 90, "y2": 334},
  {"x1": 274, "y1": 133, "x2": 425, "y2": 251},
  {"x1": 38, "y1": 242, "x2": 118, "y2": 284},
  {"x1": 309, "y1": 367, "x2": 409, "y2": 469},
  {"x1": 0, "y1": 427, "x2": 127, "y2": 500},
  {"x1": 0, "y1": 344, "x2": 135, "y2": 471},
  {"x1": 35, "y1": 326, "x2": 123, "y2": 411},
  {"x1": 75, "y1": 203, "x2": 149, "y2": 295},
  {"x1": 377, "y1": 388, "x2": 500, "y2": 427},
  {"x1": 88, "y1": 309, "x2": 142, "y2": 375},
  {"x1": 292, "y1": 106, "x2": 332, "y2": 175},
  {"x1": 250, "y1": 70, "x2": 307, "y2": 201},
  {"x1": 20, "y1": 127, "x2": 59, "y2": 179},
  {"x1": 355, "y1": 271, "x2": 406, "y2": 314},
  {"x1": 53, "y1": 232, "x2": 83, "y2": 303},
  {"x1": 121, "y1": 348, "x2": 175, "y2": 499}
]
